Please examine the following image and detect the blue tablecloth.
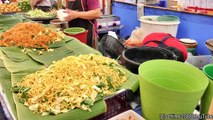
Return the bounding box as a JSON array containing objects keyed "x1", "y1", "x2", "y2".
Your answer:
[{"x1": 112, "y1": 1, "x2": 213, "y2": 55}]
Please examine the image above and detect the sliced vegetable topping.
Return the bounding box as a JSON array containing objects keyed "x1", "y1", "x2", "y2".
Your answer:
[{"x1": 14, "y1": 54, "x2": 127, "y2": 115}]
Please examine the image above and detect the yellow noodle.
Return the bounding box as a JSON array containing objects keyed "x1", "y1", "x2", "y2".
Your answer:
[{"x1": 16, "y1": 54, "x2": 127, "y2": 115}]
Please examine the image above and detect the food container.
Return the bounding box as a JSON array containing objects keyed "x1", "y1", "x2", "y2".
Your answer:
[
  {"x1": 99, "y1": 34, "x2": 125, "y2": 59},
  {"x1": 108, "y1": 110, "x2": 145, "y2": 120},
  {"x1": 139, "y1": 16, "x2": 180, "y2": 39},
  {"x1": 57, "y1": 9, "x2": 69, "y2": 21},
  {"x1": 180, "y1": 38, "x2": 198, "y2": 54},
  {"x1": 180, "y1": 39, "x2": 198, "y2": 47},
  {"x1": 139, "y1": 60, "x2": 209, "y2": 120},
  {"x1": 50, "y1": 19, "x2": 68, "y2": 30},
  {"x1": 63, "y1": 27, "x2": 88, "y2": 44},
  {"x1": 205, "y1": 39, "x2": 213, "y2": 55},
  {"x1": 200, "y1": 64, "x2": 213, "y2": 119},
  {"x1": 122, "y1": 46, "x2": 177, "y2": 74}
]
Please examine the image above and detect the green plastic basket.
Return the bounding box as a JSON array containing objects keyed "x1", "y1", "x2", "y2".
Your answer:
[
  {"x1": 139, "y1": 60, "x2": 209, "y2": 120},
  {"x1": 203, "y1": 64, "x2": 213, "y2": 80},
  {"x1": 201, "y1": 64, "x2": 213, "y2": 116},
  {"x1": 64, "y1": 27, "x2": 86, "y2": 35},
  {"x1": 157, "y1": 15, "x2": 179, "y2": 22}
]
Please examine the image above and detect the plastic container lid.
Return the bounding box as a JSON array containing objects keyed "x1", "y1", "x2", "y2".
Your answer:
[
  {"x1": 205, "y1": 39, "x2": 213, "y2": 55},
  {"x1": 139, "y1": 16, "x2": 180, "y2": 25},
  {"x1": 180, "y1": 38, "x2": 197, "y2": 44},
  {"x1": 157, "y1": 15, "x2": 179, "y2": 22},
  {"x1": 206, "y1": 39, "x2": 213, "y2": 47}
]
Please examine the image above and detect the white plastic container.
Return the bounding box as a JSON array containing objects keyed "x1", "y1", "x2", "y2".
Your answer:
[
  {"x1": 139, "y1": 16, "x2": 180, "y2": 39},
  {"x1": 57, "y1": 9, "x2": 69, "y2": 21},
  {"x1": 109, "y1": 110, "x2": 145, "y2": 120}
]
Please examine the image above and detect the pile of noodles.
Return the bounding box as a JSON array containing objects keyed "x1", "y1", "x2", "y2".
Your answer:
[
  {"x1": 0, "y1": 22, "x2": 64, "y2": 49},
  {"x1": 15, "y1": 54, "x2": 127, "y2": 115}
]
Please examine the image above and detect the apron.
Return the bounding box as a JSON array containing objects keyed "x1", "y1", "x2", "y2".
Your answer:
[
  {"x1": 35, "y1": 6, "x2": 51, "y2": 12},
  {"x1": 66, "y1": 0, "x2": 96, "y2": 47}
]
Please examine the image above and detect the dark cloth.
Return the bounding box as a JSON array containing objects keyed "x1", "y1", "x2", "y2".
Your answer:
[
  {"x1": 66, "y1": 0, "x2": 95, "y2": 47},
  {"x1": 35, "y1": 6, "x2": 51, "y2": 12}
]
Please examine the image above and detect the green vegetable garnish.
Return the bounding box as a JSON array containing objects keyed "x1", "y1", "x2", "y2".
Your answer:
[
  {"x1": 96, "y1": 92, "x2": 103, "y2": 101},
  {"x1": 83, "y1": 98, "x2": 94, "y2": 106},
  {"x1": 96, "y1": 82, "x2": 105, "y2": 88},
  {"x1": 13, "y1": 86, "x2": 20, "y2": 93}
]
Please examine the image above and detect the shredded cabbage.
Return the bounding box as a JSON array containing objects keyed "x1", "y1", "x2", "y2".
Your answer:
[{"x1": 14, "y1": 54, "x2": 127, "y2": 115}]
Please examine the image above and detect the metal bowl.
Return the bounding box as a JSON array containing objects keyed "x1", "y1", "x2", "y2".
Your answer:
[{"x1": 50, "y1": 19, "x2": 68, "y2": 30}]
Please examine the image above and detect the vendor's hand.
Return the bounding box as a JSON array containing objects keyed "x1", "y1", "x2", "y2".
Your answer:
[
  {"x1": 63, "y1": 9, "x2": 79, "y2": 21},
  {"x1": 50, "y1": 9, "x2": 57, "y2": 14},
  {"x1": 30, "y1": 0, "x2": 36, "y2": 9}
]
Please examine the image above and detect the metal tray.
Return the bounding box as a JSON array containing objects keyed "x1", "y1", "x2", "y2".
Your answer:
[{"x1": 23, "y1": 14, "x2": 56, "y2": 21}]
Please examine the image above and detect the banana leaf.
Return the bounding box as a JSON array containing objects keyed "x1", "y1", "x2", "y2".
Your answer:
[
  {"x1": 0, "y1": 13, "x2": 32, "y2": 34},
  {"x1": 0, "y1": 14, "x2": 24, "y2": 31},
  {"x1": 0, "y1": 14, "x2": 139, "y2": 120},
  {"x1": 0, "y1": 45, "x2": 106, "y2": 119},
  {"x1": 120, "y1": 69, "x2": 139, "y2": 91},
  {"x1": 0, "y1": 59, "x2": 17, "y2": 119},
  {"x1": 27, "y1": 36, "x2": 102, "y2": 67},
  {"x1": 13, "y1": 95, "x2": 106, "y2": 120},
  {"x1": 0, "y1": 58, "x2": 4, "y2": 68},
  {"x1": 27, "y1": 43, "x2": 74, "y2": 67},
  {"x1": 65, "y1": 38, "x2": 101, "y2": 55},
  {"x1": 9, "y1": 66, "x2": 138, "y2": 120},
  {"x1": 0, "y1": 47, "x2": 45, "y2": 76},
  {"x1": 0, "y1": 34, "x2": 139, "y2": 120}
]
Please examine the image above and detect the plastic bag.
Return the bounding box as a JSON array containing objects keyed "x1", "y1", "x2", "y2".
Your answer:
[{"x1": 124, "y1": 28, "x2": 144, "y2": 47}]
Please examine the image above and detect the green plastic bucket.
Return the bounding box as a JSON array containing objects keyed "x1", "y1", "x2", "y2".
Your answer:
[
  {"x1": 200, "y1": 64, "x2": 213, "y2": 117},
  {"x1": 139, "y1": 60, "x2": 209, "y2": 120}
]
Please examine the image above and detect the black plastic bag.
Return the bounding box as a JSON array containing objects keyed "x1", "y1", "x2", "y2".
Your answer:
[{"x1": 99, "y1": 34, "x2": 125, "y2": 59}]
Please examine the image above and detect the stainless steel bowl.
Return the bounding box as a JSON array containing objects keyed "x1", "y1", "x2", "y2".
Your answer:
[{"x1": 50, "y1": 19, "x2": 68, "y2": 30}]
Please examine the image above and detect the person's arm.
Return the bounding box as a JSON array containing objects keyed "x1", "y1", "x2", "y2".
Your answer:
[
  {"x1": 30, "y1": 0, "x2": 43, "y2": 8},
  {"x1": 35, "y1": 0, "x2": 43, "y2": 4},
  {"x1": 77, "y1": 8, "x2": 101, "y2": 20},
  {"x1": 63, "y1": 8, "x2": 101, "y2": 21}
]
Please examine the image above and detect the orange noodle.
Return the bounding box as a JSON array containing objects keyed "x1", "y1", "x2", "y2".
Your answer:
[{"x1": 0, "y1": 22, "x2": 64, "y2": 49}]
